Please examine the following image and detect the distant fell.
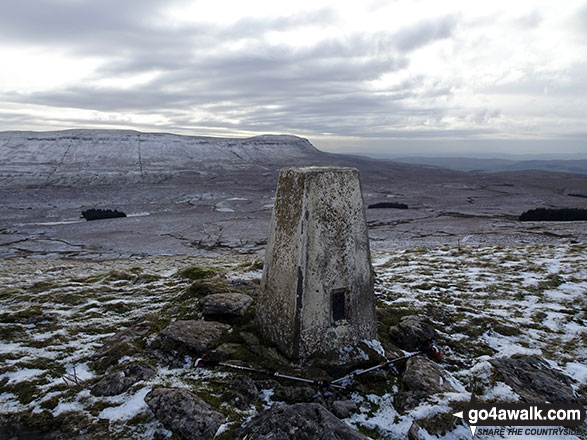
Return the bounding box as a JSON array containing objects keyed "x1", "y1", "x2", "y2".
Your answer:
[
  {"x1": 392, "y1": 156, "x2": 587, "y2": 174},
  {"x1": 0, "y1": 129, "x2": 463, "y2": 187}
]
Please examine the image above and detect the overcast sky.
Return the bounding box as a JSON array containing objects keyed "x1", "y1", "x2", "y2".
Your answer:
[{"x1": 1, "y1": 0, "x2": 586, "y2": 156}]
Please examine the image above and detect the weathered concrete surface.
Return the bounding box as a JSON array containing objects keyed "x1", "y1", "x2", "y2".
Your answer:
[{"x1": 256, "y1": 166, "x2": 377, "y2": 361}]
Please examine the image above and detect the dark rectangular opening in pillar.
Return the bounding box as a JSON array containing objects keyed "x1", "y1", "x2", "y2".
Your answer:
[{"x1": 331, "y1": 288, "x2": 347, "y2": 323}]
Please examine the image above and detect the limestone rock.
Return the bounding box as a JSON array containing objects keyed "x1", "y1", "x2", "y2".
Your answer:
[
  {"x1": 272, "y1": 386, "x2": 315, "y2": 403},
  {"x1": 408, "y1": 421, "x2": 426, "y2": 440},
  {"x1": 91, "y1": 362, "x2": 156, "y2": 396},
  {"x1": 228, "y1": 375, "x2": 258, "y2": 400},
  {"x1": 330, "y1": 400, "x2": 358, "y2": 418},
  {"x1": 159, "y1": 320, "x2": 230, "y2": 354},
  {"x1": 237, "y1": 403, "x2": 368, "y2": 439},
  {"x1": 389, "y1": 315, "x2": 436, "y2": 351},
  {"x1": 402, "y1": 356, "x2": 458, "y2": 394},
  {"x1": 489, "y1": 356, "x2": 577, "y2": 403},
  {"x1": 200, "y1": 293, "x2": 253, "y2": 318},
  {"x1": 144, "y1": 387, "x2": 224, "y2": 440},
  {"x1": 393, "y1": 391, "x2": 427, "y2": 413}
]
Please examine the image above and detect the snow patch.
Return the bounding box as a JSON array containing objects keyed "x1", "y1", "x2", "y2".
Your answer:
[{"x1": 98, "y1": 387, "x2": 151, "y2": 421}]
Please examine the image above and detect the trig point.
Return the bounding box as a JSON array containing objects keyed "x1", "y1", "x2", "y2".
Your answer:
[{"x1": 256, "y1": 166, "x2": 377, "y2": 362}]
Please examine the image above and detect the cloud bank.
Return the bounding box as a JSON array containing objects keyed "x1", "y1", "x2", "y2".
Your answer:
[{"x1": 0, "y1": 0, "x2": 586, "y2": 155}]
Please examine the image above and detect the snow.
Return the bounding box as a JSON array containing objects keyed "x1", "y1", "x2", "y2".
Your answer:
[
  {"x1": 362, "y1": 339, "x2": 386, "y2": 357},
  {"x1": 99, "y1": 387, "x2": 151, "y2": 421},
  {"x1": 0, "y1": 243, "x2": 585, "y2": 439},
  {"x1": 481, "y1": 382, "x2": 520, "y2": 402},
  {"x1": 64, "y1": 362, "x2": 95, "y2": 382},
  {"x1": 0, "y1": 368, "x2": 45, "y2": 384},
  {"x1": 53, "y1": 400, "x2": 85, "y2": 416},
  {"x1": 564, "y1": 362, "x2": 587, "y2": 384},
  {"x1": 215, "y1": 207, "x2": 235, "y2": 213}
]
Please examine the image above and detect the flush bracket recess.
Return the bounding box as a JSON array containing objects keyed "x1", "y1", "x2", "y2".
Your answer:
[{"x1": 331, "y1": 288, "x2": 348, "y2": 324}]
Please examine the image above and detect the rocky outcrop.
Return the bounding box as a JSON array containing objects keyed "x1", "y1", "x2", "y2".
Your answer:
[
  {"x1": 393, "y1": 391, "x2": 427, "y2": 413},
  {"x1": 489, "y1": 356, "x2": 577, "y2": 403},
  {"x1": 144, "y1": 387, "x2": 224, "y2": 440},
  {"x1": 237, "y1": 403, "x2": 368, "y2": 440},
  {"x1": 200, "y1": 293, "x2": 253, "y2": 318},
  {"x1": 389, "y1": 315, "x2": 436, "y2": 351},
  {"x1": 402, "y1": 356, "x2": 458, "y2": 394},
  {"x1": 91, "y1": 362, "x2": 156, "y2": 396},
  {"x1": 159, "y1": 320, "x2": 230, "y2": 354},
  {"x1": 225, "y1": 375, "x2": 259, "y2": 409},
  {"x1": 330, "y1": 400, "x2": 358, "y2": 419}
]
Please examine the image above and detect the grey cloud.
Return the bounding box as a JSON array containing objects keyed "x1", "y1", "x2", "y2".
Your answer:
[
  {"x1": 393, "y1": 15, "x2": 458, "y2": 52},
  {"x1": 0, "y1": 0, "x2": 180, "y2": 44},
  {"x1": 0, "y1": 1, "x2": 469, "y2": 142}
]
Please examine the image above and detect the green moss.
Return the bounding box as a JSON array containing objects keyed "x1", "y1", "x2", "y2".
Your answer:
[
  {"x1": 4, "y1": 381, "x2": 40, "y2": 404},
  {"x1": 39, "y1": 396, "x2": 59, "y2": 410},
  {"x1": 106, "y1": 270, "x2": 135, "y2": 281},
  {"x1": 103, "y1": 301, "x2": 131, "y2": 314},
  {"x1": 0, "y1": 306, "x2": 44, "y2": 324},
  {"x1": 29, "y1": 280, "x2": 59, "y2": 294},
  {"x1": 238, "y1": 258, "x2": 264, "y2": 271},
  {"x1": 51, "y1": 292, "x2": 86, "y2": 306},
  {"x1": 177, "y1": 266, "x2": 220, "y2": 280},
  {"x1": 0, "y1": 324, "x2": 26, "y2": 340},
  {"x1": 0, "y1": 287, "x2": 24, "y2": 300},
  {"x1": 356, "y1": 423, "x2": 382, "y2": 439},
  {"x1": 176, "y1": 278, "x2": 232, "y2": 302},
  {"x1": 134, "y1": 273, "x2": 161, "y2": 284}
]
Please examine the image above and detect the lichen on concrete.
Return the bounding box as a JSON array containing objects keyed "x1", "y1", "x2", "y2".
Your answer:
[{"x1": 256, "y1": 166, "x2": 377, "y2": 362}]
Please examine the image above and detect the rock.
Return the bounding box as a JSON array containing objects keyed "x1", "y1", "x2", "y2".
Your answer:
[
  {"x1": 212, "y1": 342, "x2": 242, "y2": 360},
  {"x1": 389, "y1": 315, "x2": 436, "y2": 351},
  {"x1": 330, "y1": 400, "x2": 358, "y2": 418},
  {"x1": 224, "y1": 375, "x2": 259, "y2": 409},
  {"x1": 237, "y1": 403, "x2": 369, "y2": 439},
  {"x1": 408, "y1": 421, "x2": 426, "y2": 440},
  {"x1": 272, "y1": 386, "x2": 315, "y2": 403},
  {"x1": 200, "y1": 293, "x2": 253, "y2": 318},
  {"x1": 489, "y1": 356, "x2": 577, "y2": 403},
  {"x1": 402, "y1": 356, "x2": 458, "y2": 394},
  {"x1": 228, "y1": 375, "x2": 258, "y2": 400},
  {"x1": 16, "y1": 313, "x2": 57, "y2": 325},
  {"x1": 91, "y1": 362, "x2": 156, "y2": 396},
  {"x1": 393, "y1": 391, "x2": 427, "y2": 413},
  {"x1": 159, "y1": 320, "x2": 230, "y2": 354},
  {"x1": 144, "y1": 387, "x2": 224, "y2": 440}
]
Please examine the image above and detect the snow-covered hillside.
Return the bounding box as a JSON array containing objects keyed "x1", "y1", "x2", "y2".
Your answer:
[
  {"x1": 0, "y1": 130, "x2": 320, "y2": 186},
  {"x1": 0, "y1": 244, "x2": 584, "y2": 439}
]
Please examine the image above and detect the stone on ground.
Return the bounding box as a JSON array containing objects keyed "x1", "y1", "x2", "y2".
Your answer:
[
  {"x1": 237, "y1": 402, "x2": 368, "y2": 440},
  {"x1": 402, "y1": 356, "x2": 458, "y2": 394},
  {"x1": 144, "y1": 387, "x2": 224, "y2": 440},
  {"x1": 91, "y1": 362, "x2": 156, "y2": 396},
  {"x1": 159, "y1": 320, "x2": 230, "y2": 354},
  {"x1": 489, "y1": 356, "x2": 577, "y2": 403},
  {"x1": 200, "y1": 292, "x2": 253, "y2": 318},
  {"x1": 388, "y1": 315, "x2": 436, "y2": 351}
]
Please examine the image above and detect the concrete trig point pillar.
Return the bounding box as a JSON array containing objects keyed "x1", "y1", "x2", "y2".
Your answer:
[{"x1": 256, "y1": 166, "x2": 377, "y2": 361}]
